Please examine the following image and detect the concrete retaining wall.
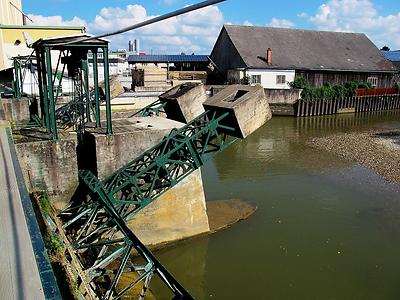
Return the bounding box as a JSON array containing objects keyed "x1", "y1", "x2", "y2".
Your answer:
[
  {"x1": 1, "y1": 97, "x2": 30, "y2": 123},
  {"x1": 265, "y1": 88, "x2": 302, "y2": 116},
  {"x1": 15, "y1": 136, "x2": 79, "y2": 210}
]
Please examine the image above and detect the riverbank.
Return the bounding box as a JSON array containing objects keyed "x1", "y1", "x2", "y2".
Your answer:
[{"x1": 309, "y1": 128, "x2": 400, "y2": 183}]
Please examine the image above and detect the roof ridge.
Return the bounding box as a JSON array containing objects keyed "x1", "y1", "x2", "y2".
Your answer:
[{"x1": 223, "y1": 24, "x2": 365, "y2": 36}]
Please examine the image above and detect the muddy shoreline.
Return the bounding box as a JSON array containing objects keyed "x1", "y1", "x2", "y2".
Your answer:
[{"x1": 309, "y1": 128, "x2": 400, "y2": 183}]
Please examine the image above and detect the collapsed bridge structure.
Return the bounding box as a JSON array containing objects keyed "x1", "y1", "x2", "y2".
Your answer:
[
  {"x1": 59, "y1": 83, "x2": 272, "y2": 299},
  {"x1": 5, "y1": 0, "x2": 273, "y2": 299}
]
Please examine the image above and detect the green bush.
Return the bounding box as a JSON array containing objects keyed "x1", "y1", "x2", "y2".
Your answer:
[
  {"x1": 301, "y1": 80, "x2": 371, "y2": 101},
  {"x1": 289, "y1": 77, "x2": 309, "y2": 89},
  {"x1": 394, "y1": 82, "x2": 400, "y2": 91},
  {"x1": 240, "y1": 75, "x2": 250, "y2": 85}
]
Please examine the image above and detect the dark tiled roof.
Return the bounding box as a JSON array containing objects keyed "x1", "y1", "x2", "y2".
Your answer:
[
  {"x1": 381, "y1": 50, "x2": 400, "y2": 62},
  {"x1": 128, "y1": 54, "x2": 209, "y2": 63},
  {"x1": 223, "y1": 25, "x2": 397, "y2": 72}
]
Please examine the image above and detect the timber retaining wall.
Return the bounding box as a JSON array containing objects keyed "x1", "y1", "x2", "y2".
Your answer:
[{"x1": 296, "y1": 94, "x2": 400, "y2": 117}]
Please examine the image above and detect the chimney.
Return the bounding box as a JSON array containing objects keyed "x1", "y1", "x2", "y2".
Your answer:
[{"x1": 266, "y1": 48, "x2": 272, "y2": 65}]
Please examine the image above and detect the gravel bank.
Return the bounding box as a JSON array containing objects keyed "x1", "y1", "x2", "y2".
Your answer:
[{"x1": 309, "y1": 129, "x2": 400, "y2": 183}]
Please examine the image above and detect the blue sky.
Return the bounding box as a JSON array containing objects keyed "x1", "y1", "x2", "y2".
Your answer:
[{"x1": 23, "y1": 0, "x2": 400, "y2": 53}]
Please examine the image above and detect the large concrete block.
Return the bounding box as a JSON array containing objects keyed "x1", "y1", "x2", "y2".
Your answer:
[
  {"x1": 159, "y1": 83, "x2": 207, "y2": 123},
  {"x1": 1, "y1": 97, "x2": 30, "y2": 123},
  {"x1": 15, "y1": 136, "x2": 79, "y2": 210},
  {"x1": 85, "y1": 117, "x2": 210, "y2": 245},
  {"x1": 127, "y1": 169, "x2": 209, "y2": 246},
  {"x1": 87, "y1": 117, "x2": 184, "y2": 180},
  {"x1": 203, "y1": 84, "x2": 272, "y2": 138}
]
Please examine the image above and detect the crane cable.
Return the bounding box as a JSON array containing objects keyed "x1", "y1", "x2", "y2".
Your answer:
[{"x1": 47, "y1": 0, "x2": 226, "y2": 46}]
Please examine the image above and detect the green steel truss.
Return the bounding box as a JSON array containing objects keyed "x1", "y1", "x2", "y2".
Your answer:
[
  {"x1": 59, "y1": 110, "x2": 237, "y2": 299},
  {"x1": 33, "y1": 41, "x2": 112, "y2": 139},
  {"x1": 132, "y1": 99, "x2": 167, "y2": 117}
]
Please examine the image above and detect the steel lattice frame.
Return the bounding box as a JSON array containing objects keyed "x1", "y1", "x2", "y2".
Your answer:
[
  {"x1": 59, "y1": 110, "x2": 237, "y2": 299},
  {"x1": 132, "y1": 99, "x2": 167, "y2": 117}
]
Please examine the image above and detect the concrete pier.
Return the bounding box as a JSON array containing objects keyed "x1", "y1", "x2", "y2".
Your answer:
[
  {"x1": 159, "y1": 83, "x2": 207, "y2": 123},
  {"x1": 83, "y1": 117, "x2": 211, "y2": 246},
  {"x1": 15, "y1": 135, "x2": 79, "y2": 210},
  {"x1": 204, "y1": 85, "x2": 272, "y2": 138}
]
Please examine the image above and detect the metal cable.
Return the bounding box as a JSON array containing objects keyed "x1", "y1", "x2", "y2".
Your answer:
[{"x1": 46, "y1": 0, "x2": 226, "y2": 46}]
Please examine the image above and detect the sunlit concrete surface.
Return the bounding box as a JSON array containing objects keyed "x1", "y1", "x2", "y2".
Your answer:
[{"x1": 0, "y1": 126, "x2": 45, "y2": 300}]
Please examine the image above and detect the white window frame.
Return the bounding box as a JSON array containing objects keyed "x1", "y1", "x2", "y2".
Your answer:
[
  {"x1": 276, "y1": 75, "x2": 286, "y2": 85},
  {"x1": 251, "y1": 74, "x2": 261, "y2": 85},
  {"x1": 367, "y1": 76, "x2": 378, "y2": 87}
]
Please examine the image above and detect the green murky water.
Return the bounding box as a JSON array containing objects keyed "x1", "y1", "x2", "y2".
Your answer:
[{"x1": 152, "y1": 111, "x2": 400, "y2": 300}]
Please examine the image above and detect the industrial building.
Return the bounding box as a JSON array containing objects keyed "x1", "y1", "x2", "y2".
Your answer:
[
  {"x1": 128, "y1": 54, "x2": 209, "y2": 71},
  {"x1": 210, "y1": 25, "x2": 398, "y2": 88}
]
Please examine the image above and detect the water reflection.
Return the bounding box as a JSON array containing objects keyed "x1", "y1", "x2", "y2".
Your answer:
[
  {"x1": 152, "y1": 112, "x2": 400, "y2": 300},
  {"x1": 151, "y1": 237, "x2": 210, "y2": 299}
]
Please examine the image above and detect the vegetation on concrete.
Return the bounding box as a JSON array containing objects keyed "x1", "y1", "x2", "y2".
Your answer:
[
  {"x1": 290, "y1": 76, "x2": 373, "y2": 101},
  {"x1": 31, "y1": 191, "x2": 80, "y2": 299}
]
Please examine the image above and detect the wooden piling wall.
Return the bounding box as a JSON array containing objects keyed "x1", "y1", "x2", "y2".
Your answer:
[{"x1": 295, "y1": 94, "x2": 400, "y2": 117}]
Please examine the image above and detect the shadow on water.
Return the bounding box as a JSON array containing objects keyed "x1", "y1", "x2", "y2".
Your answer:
[{"x1": 151, "y1": 111, "x2": 400, "y2": 300}]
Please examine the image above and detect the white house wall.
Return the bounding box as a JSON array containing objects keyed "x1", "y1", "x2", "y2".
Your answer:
[{"x1": 247, "y1": 69, "x2": 295, "y2": 89}]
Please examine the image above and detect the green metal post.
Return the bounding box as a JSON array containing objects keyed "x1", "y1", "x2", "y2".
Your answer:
[
  {"x1": 103, "y1": 47, "x2": 112, "y2": 134},
  {"x1": 92, "y1": 50, "x2": 101, "y2": 128},
  {"x1": 37, "y1": 48, "x2": 50, "y2": 129},
  {"x1": 82, "y1": 59, "x2": 91, "y2": 123},
  {"x1": 13, "y1": 59, "x2": 21, "y2": 98},
  {"x1": 45, "y1": 47, "x2": 58, "y2": 140}
]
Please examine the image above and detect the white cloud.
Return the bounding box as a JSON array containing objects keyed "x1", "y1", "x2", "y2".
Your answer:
[
  {"x1": 27, "y1": 4, "x2": 224, "y2": 54},
  {"x1": 308, "y1": 0, "x2": 400, "y2": 48},
  {"x1": 268, "y1": 18, "x2": 295, "y2": 28},
  {"x1": 28, "y1": 14, "x2": 87, "y2": 27},
  {"x1": 158, "y1": 0, "x2": 180, "y2": 5},
  {"x1": 243, "y1": 20, "x2": 254, "y2": 26}
]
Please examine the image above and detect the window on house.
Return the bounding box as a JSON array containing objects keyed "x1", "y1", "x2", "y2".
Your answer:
[
  {"x1": 251, "y1": 75, "x2": 261, "y2": 85},
  {"x1": 367, "y1": 76, "x2": 378, "y2": 87},
  {"x1": 276, "y1": 75, "x2": 286, "y2": 85}
]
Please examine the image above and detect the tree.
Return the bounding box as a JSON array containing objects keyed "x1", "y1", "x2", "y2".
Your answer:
[{"x1": 381, "y1": 46, "x2": 390, "y2": 51}]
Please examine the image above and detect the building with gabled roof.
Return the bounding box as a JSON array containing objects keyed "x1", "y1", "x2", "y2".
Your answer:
[
  {"x1": 382, "y1": 50, "x2": 400, "y2": 70},
  {"x1": 210, "y1": 25, "x2": 397, "y2": 89}
]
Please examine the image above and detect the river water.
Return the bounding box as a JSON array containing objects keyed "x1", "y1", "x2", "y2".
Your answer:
[{"x1": 152, "y1": 111, "x2": 400, "y2": 300}]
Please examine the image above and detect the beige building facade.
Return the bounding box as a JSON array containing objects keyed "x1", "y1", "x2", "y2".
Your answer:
[
  {"x1": 0, "y1": 25, "x2": 85, "y2": 71},
  {"x1": 0, "y1": 0, "x2": 23, "y2": 26}
]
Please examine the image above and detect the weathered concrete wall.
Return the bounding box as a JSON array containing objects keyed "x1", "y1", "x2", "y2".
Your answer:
[
  {"x1": 1, "y1": 97, "x2": 30, "y2": 123},
  {"x1": 265, "y1": 88, "x2": 302, "y2": 116},
  {"x1": 265, "y1": 88, "x2": 302, "y2": 104},
  {"x1": 87, "y1": 117, "x2": 210, "y2": 245},
  {"x1": 127, "y1": 170, "x2": 209, "y2": 246},
  {"x1": 160, "y1": 83, "x2": 206, "y2": 123},
  {"x1": 15, "y1": 136, "x2": 79, "y2": 210},
  {"x1": 207, "y1": 86, "x2": 302, "y2": 116},
  {"x1": 204, "y1": 84, "x2": 272, "y2": 138},
  {"x1": 90, "y1": 117, "x2": 183, "y2": 181}
]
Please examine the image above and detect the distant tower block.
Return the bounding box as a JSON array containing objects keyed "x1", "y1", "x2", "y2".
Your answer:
[
  {"x1": 203, "y1": 85, "x2": 272, "y2": 139},
  {"x1": 159, "y1": 83, "x2": 207, "y2": 123},
  {"x1": 128, "y1": 40, "x2": 134, "y2": 52}
]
